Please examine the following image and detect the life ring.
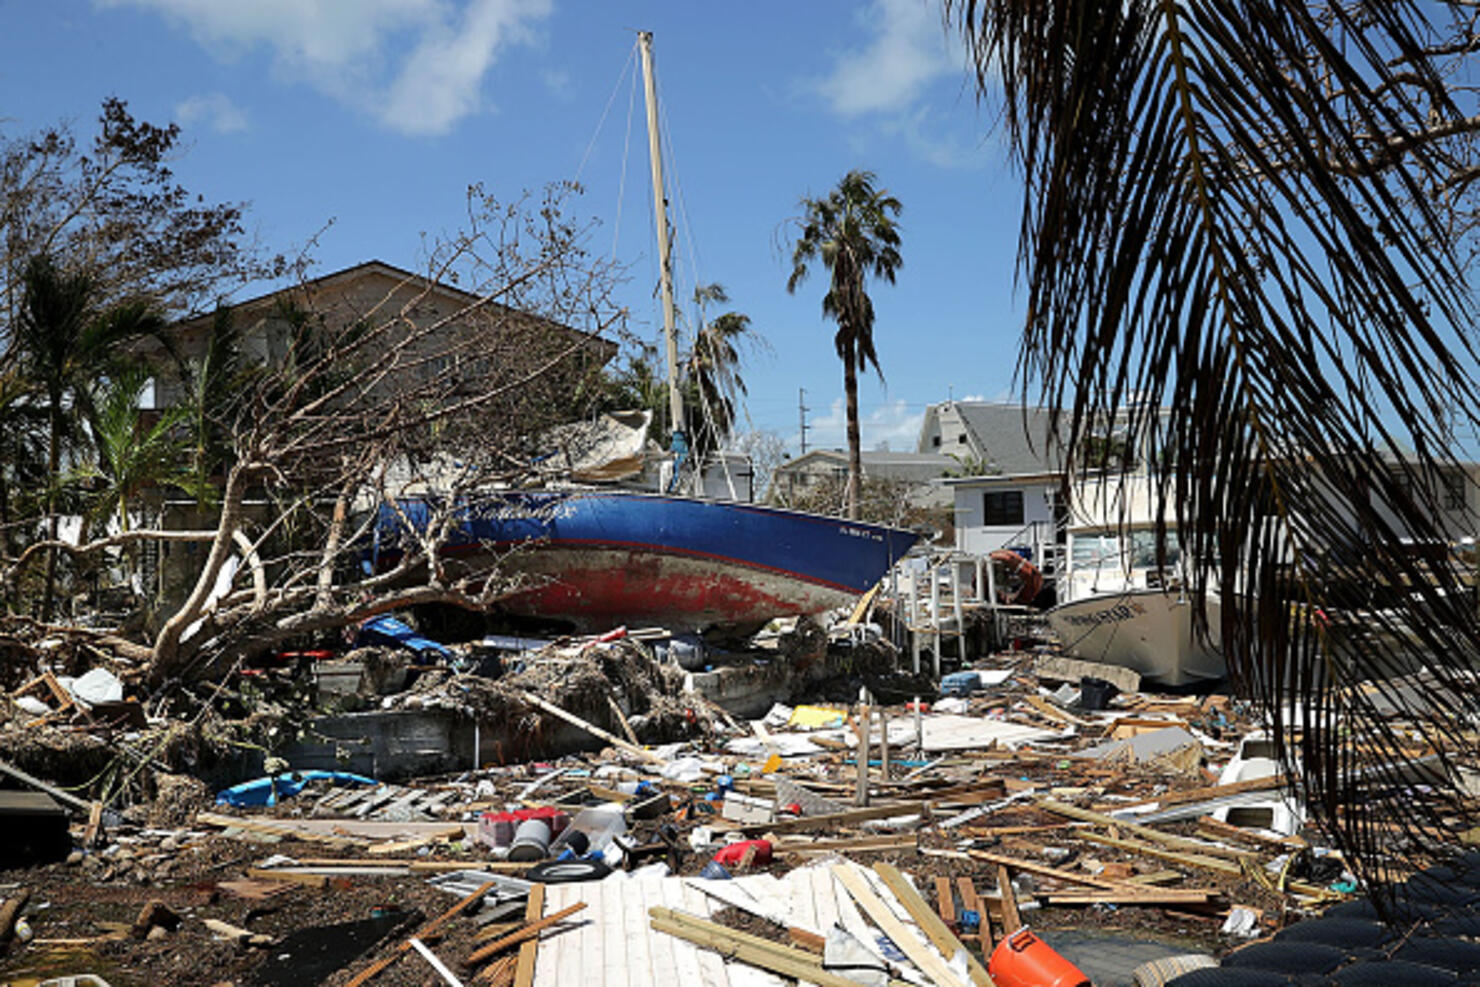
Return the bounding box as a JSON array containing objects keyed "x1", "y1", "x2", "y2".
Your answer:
[{"x1": 989, "y1": 549, "x2": 1043, "y2": 605}]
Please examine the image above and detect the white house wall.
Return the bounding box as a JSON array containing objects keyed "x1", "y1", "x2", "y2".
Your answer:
[{"x1": 953, "y1": 479, "x2": 1058, "y2": 557}]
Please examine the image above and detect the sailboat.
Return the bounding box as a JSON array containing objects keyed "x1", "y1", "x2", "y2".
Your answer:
[{"x1": 372, "y1": 32, "x2": 920, "y2": 634}]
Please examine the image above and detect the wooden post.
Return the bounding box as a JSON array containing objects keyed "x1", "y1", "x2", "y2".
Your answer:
[
  {"x1": 929, "y1": 564, "x2": 942, "y2": 679},
  {"x1": 909, "y1": 575, "x2": 921, "y2": 674},
  {"x1": 996, "y1": 865, "x2": 1022, "y2": 935},
  {"x1": 879, "y1": 708, "x2": 890, "y2": 781},
  {"x1": 951, "y1": 561, "x2": 966, "y2": 663},
  {"x1": 854, "y1": 705, "x2": 871, "y2": 807}
]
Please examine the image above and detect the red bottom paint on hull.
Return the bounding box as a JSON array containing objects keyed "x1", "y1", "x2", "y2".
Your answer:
[{"x1": 481, "y1": 546, "x2": 858, "y2": 633}]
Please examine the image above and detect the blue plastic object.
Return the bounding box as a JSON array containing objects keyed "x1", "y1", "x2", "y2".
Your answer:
[
  {"x1": 959, "y1": 909, "x2": 981, "y2": 934},
  {"x1": 217, "y1": 770, "x2": 377, "y2": 808},
  {"x1": 358, "y1": 616, "x2": 451, "y2": 663},
  {"x1": 940, "y1": 671, "x2": 980, "y2": 697},
  {"x1": 699, "y1": 861, "x2": 732, "y2": 880}
]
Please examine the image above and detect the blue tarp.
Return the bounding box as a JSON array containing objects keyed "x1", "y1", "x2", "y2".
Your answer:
[
  {"x1": 357, "y1": 616, "x2": 451, "y2": 663},
  {"x1": 216, "y1": 770, "x2": 378, "y2": 808}
]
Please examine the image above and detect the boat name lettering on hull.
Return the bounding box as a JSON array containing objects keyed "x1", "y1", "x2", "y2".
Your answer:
[
  {"x1": 837, "y1": 525, "x2": 884, "y2": 542},
  {"x1": 1061, "y1": 601, "x2": 1148, "y2": 627}
]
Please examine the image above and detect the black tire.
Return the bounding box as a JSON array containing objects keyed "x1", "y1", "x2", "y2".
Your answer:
[
  {"x1": 1224, "y1": 942, "x2": 1347, "y2": 975},
  {"x1": 1274, "y1": 918, "x2": 1395, "y2": 949},
  {"x1": 1330, "y1": 960, "x2": 1458, "y2": 985},
  {"x1": 523, "y1": 858, "x2": 613, "y2": 883},
  {"x1": 1165, "y1": 970, "x2": 1291, "y2": 986},
  {"x1": 1391, "y1": 938, "x2": 1480, "y2": 974}
]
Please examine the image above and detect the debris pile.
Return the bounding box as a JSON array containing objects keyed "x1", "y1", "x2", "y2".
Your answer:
[{"x1": 0, "y1": 614, "x2": 1477, "y2": 985}]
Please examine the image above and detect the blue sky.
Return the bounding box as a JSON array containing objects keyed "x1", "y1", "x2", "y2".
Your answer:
[{"x1": 0, "y1": 0, "x2": 1029, "y2": 454}]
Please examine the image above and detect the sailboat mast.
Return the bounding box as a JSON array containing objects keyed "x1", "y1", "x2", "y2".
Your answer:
[{"x1": 638, "y1": 31, "x2": 686, "y2": 475}]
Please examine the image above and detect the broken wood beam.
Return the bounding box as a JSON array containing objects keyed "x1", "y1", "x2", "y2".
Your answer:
[
  {"x1": 465, "y1": 902, "x2": 587, "y2": 966},
  {"x1": 512, "y1": 884, "x2": 545, "y2": 987},
  {"x1": 1105, "y1": 774, "x2": 1288, "y2": 813},
  {"x1": 965, "y1": 848, "x2": 1135, "y2": 891},
  {"x1": 996, "y1": 865, "x2": 1022, "y2": 935},
  {"x1": 649, "y1": 907, "x2": 860, "y2": 987},
  {"x1": 830, "y1": 863, "x2": 968, "y2": 987},
  {"x1": 518, "y1": 691, "x2": 663, "y2": 765},
  {"x1": 344, "y1": 879, "x2": 499, "y2": 986},
  {"x1": 874, "y1": 863, "x2": 991, "y2": 987},
  {"x1": 956, "y1": 876, "x2": 991, "y2": 954},
  {"x1": 1038, "y1": 798, "x2": 1256, "y2": 862},
  {"x1": 195, "y1": 812, "x2": 368, "y2": 847},
  {"x1": 739, "y1": 800, "x2": 928, "y2": 836}
]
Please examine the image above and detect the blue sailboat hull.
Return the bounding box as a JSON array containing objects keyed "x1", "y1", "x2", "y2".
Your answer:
[{"x1": 375, "y1": 490, "x2": 919, "y2": 633}]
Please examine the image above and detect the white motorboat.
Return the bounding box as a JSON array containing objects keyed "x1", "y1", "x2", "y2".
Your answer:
[{"x1": 1044, "y1": 525, "x2": 1226, "y2": 686}]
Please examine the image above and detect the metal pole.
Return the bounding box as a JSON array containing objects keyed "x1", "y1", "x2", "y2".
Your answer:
[
  {"x1": 638, "y1": 32, "x2": 684, "y2": 457},
  {"x1": 855, "y1": 704, "x2": 871, "y2": 807}
]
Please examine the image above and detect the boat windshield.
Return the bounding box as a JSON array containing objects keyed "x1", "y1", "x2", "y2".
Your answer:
[
  {"x1": 1071, "y1": 533, "x2": 1121, "y2": 569},
  {"x1": 1127, "y1": 530, "x2": 1182, "y2": 570},
  {"x1": 1072, "y1": 530, "x2": 1183, "y2": 572}
]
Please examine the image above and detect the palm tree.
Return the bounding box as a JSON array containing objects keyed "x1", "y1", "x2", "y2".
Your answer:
[
  {"x1": 13, "y1": 254, "x2": 160, "y2": 618},
  {"x1": 951, "y1": 1, "x2": 1480, "y2": 890},
  {"x1": 686, "y1": 283, "x2": 761, "y2": 463},
  {"x1": 787, "y1": 170, "x2": 902, "y2": 520}
]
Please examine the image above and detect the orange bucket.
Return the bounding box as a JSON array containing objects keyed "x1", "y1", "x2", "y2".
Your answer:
[{"x1": 988, "y1": 927, "x2": 1091, "y2": 987}]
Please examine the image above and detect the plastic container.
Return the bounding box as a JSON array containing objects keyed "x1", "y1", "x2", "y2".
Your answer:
[
  {"x1": 988, "y1": 927, "x2": 1090, "y2": 987},
  {"x1": 711, "y1": 839, "x2": 773, "y2": 868},
  {"x1": 1079, "y1": 676, "x2": 1117, "y2": 711},
  {"x1": 549, "y1": 806, "x2": 627, "y2": 856},
  {"x1": 506, "y1": 818, "x2": 553, "y2": 862}
]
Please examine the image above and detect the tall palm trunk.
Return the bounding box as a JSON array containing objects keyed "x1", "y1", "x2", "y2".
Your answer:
[
  {"x1": 41, "y1": 398, "x2": 61, "y2": 621},
  {"x1": 842, "y1": 344, "x2": 861, "y2": 521}
]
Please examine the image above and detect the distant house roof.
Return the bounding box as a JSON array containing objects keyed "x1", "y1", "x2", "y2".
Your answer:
[
  {"x1": 778, "y1": 448, "x2": 957, "y2": 473},
  {"x1": 165, "y1": 258, "x2": 617, "y2": 363},
  {"x1": 918, "y1": 401, "x2": 1064, "y2": 474}
]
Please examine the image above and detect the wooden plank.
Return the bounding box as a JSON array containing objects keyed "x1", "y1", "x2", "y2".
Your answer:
[
  {"x1": 650, "y1": 907, "x2": 857, "y2": 987},
  {"x1": 518, "y1": 691, "x2": 663, "y2": 765},
  {"x1": 1042, "y1": 890, "x2": 1217, "y2": 905},
  {"x1": 1032, "y1": 654, "x2": 1141, "y2": 693},
  {"x1": 606, "y1": 693, "x2": 641, "y2": 747},
  {"x1": 965, "y1": 848, "x2": 1134, "y2": 891},
  {"x1": 1038, "y1": 798, "x2": 1256, "y2": 862},
  {"x1": 830, "y1": 863, "x2": 967, "y2": 987},
  {"x1": 345, "y1": 879, "x2": 499, "y2": 986},
  {"x1": 996, "y1": 866, "x2": 1022, "y2": 935},
  {"x1": 366, "y1": 826, "x2": 465, "y2": 856},
  {"x1": 1196, "y1": 815, "x2": 1306, "y2": 850},
  {"x1": 874, "y1": 863, "x2": 991, "y2": 987},
  {"x1": 934, "y1": 876, "x2": 955, "y2": 926},
  {"x1": 775, "y1": 834, "x2": 916, "y2": 855},
  {"x1": 1024, "y1": 693, "x2": 1090, "y2": 727},
  {"x1": 1104, "y1": 774, "x2": 1288, "y2": 813},
  {"x1": 513, "y1": 884, "x2": 544, "y2": 987},
  {"x1": 467, "y1": 903, "x2": 588, "y2": 966},
  {"x1": 1074, "y1": 831, "x2": 1330, "y2": 899},
  {"x1": 246, "y1": 867, "x2": 328, "y2": 888},
  {"x1": 956, "y1": 877, "x2": 991, "y2": 955},
  {"x1": 740, "y1": 800, "x2": 928, "y2": 836},
  {"x1": 195, "y1": 811, "x2": 367, "y2": 847}
]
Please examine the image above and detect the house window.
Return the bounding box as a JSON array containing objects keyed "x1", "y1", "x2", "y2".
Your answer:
[
  {"x1": 984, "y1": 490, "x2": 1024, "y2": 526},
  {"x1": 958, "y1": 434, "x2": 966, "y2": 443},
  {"x1": 932, "y1": 435, "x2": 941, "y2": 447},
  {"x1": 1445, "y1": 471, "x2": 1467, "y2": 511}
]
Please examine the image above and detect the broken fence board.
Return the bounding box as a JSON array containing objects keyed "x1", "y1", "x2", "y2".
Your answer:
[
  {"x1": 874, "y1": 863, "x2": 990, "y2": 987},
  {"x1": 830, "y1": 863, "x2": 967, "y2": 987}
]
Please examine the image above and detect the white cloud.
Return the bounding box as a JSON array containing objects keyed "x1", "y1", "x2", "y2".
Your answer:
[
  {"x1": 812, "y1": 0, "x2": 961, "y2": 118},
  {"x1": 102, "y1": 0, "x2": 552, "y2": 136},
  {"x1": 175, "y1": 92, "x2": 248, "y2": 133},
  {"x1": 805, "y1": 397, "x2": 924, "y2": 453}
]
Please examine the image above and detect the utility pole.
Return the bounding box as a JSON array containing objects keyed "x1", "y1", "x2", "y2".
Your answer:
[{"x1": 798, "y1": 387, "x2": 810, "y2": 457}]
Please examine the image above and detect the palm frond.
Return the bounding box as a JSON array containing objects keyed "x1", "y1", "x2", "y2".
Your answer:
[{"x1": 954, "y1": 0, "x2": 1480, "y2": 893}]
